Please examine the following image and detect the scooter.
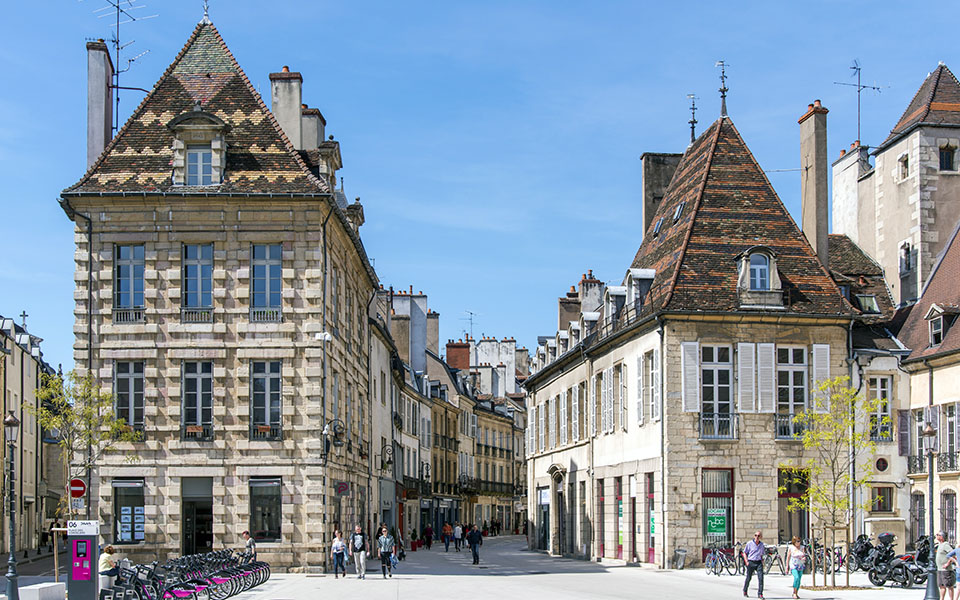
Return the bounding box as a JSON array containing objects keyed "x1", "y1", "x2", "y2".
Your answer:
[
  {"x1": 868, "y1": 533, "x2": 909, "y2": 587},
  {"x1": 847, "y1": 534, "x2": 873, "y2": 572}
]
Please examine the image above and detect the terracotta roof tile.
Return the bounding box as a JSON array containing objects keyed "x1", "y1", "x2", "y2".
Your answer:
[
  {"x1": 880, "y1": 64, "x2": 960, "y2": 149},
  {"x1": 900, "y1": 220, "x2": 960, "y2": 361}
]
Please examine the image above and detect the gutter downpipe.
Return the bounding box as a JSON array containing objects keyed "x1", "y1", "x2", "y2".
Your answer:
[
  {"x1": 656, "y1": 316, "x2": 666, "y2": 569},
  {"x1": 580, "y1": 342, "x2": 595, "y2": 561},
  {"x1": 845, "y1": 319, "x2": 858, "y2": 540},
  {"x1": 365, "y1": 289, "x2": 377, "y2": 533},
  {"x1": 60, "y1": 198, "x2": 93, "y2": 519}
]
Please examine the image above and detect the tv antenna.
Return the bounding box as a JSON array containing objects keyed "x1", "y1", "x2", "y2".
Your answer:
[
  {"x1": 715, "y1": 60, "x2": 729, "y2": 117},
  {"x1": 460, "y1": 310, "x2": 479, "y2": 340},
  {"x1": 88, "y1": 0, "x2": 158, "y2": 133},
  {"x1": 834, "y1": 59, "x2": 883, "y2": 144},
  {"x1": 687, "y1": 93, "x2": 699, "y2": 144}
]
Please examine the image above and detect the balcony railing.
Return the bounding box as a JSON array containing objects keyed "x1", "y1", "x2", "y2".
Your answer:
[
  {"x1": 698, "y1": 412, "x2": 739, "y2": 440},
  {"x1": 595, "y1": 298, "x2": 645, "y2": 341},
  {"x1": 181, "y1": 423, "x2": 213, "y2": 441},
  {"x1": 940, "y1": 452, "x2": 960, "y2": 473},
  {"x1": 250, "y1": 424, "x2": 282, "y2": 441},
  {"x1": 870, "y1": 423, "x2": 893, "y2": 443},
  {"x1": 181, "y1": 307, "x2": 214, "y2": 323},
  {"x1": 112, "y1": 307, "x2": 145, "y2": 323},
  {"x1": 250, "y1": 307, "x2": 283, "y2": 323},
  {"x1": 908, "y1": 455, "x2": 928, "y2": 474},
  {"x1": 775, "y1": 413, "x2": 805, "y2": 440}
]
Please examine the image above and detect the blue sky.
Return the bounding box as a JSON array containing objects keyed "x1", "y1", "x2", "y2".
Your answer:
[{"x1": 0, "y1": 1, "x2": 953, "y2": 369}]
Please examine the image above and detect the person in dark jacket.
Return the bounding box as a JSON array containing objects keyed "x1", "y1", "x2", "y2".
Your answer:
[
  {"x1": 466, "y1": 525, "x2": 483, "y2": 565},
  {"x1": 424, "y1": 525, "x2": 433, "y2": 550},
  {"x1": 348, "y1": 525, "x2": 368, "y2": 579}
]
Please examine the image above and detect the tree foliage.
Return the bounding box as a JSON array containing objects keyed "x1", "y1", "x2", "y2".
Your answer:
[{"x1": 31, "y1": 370, "x2": 141, "y2": 518}]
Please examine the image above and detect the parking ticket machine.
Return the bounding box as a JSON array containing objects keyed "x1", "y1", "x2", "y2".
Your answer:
[{"x1": 67, "y1": 520, "x2": 99, "y2": 600}]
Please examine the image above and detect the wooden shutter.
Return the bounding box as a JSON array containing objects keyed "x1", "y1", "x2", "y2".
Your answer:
[
  {"x1": 560, "y1": 390, "x2": 568, "y2": 445},
  {"x1": 571, "y1": 385, "x2": 580, "y2": 443},
  {"x1": 590, "y1": 375, "x2": 597, "y2": 437},
  {"x1": 538, "y1": 403, "x2": 545, "y2": 452},
  {"x1": 927, "y1": 405, "x2": 942, "y2": 451},
  {"x1": 636, "y1": 354, "x2": 645, "y2": 425},
  {"x1": 620, "y1": 364, "x2": 628, "y2": 432},
  {"x1": 606, "y1": 367, "x2": 615, "y2": 433},
  {"x1": 652, "y1": 347, "x2": 662, "y2": 421},
  {"x1": 812, "y1": 344, "x2": 831, "y2": 412},
  {"x1": 737, "y1": 342, "x2": 756, "y2": 414},
  {"x1": 897, "y1": 410, "x2": 910, "y2": 456},
  {"x1": 757, "y1": 343, "x2": 776, "y2": 413},
  {"x1": 680, "y1": 341, "x2": 700, "y2": 413}
]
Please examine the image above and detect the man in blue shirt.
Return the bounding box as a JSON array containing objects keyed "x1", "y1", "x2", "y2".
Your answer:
[{"x1": 743, "y1": 531, "x2": 765, "y2": 599}]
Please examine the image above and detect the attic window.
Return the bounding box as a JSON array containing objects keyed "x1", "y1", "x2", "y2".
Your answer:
[
  {"x1": 941, "y1": 145, "x2": 956, "y2": 171},
  {"x1": 749, "y1": 254, "x2": 770, "y2": 291},
  {"x1": 652, "y1": 218, "x2": 664, "y2": 238},
  {"x1": 167, "y1": 102, "x2": 229, "y2": 187},
  {"x1": 673, "y1": 201, "x2": 686, "y2": 222},
  {"x1": 856, "y1": 294, "x2": 880, "y2": 314},
  {"x1": 898, "y1": 154, "x2": 910, "y2": 181},
  {"x1": 931, "y1": 317, "x2": 944, "y2": 346},
  {"x1": 737, "y1": 248, "x2": 783, "y2": 309},
  {"x1": 186, "y1": 145, "x2": 213, "y2": 185}
]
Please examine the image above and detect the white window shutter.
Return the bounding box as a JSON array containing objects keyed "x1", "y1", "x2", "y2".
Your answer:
[
  {"x1": 560, "y1": 390, "x2": 568, "y2": 445},
  {"x1": 636, "y1": 355, "x2": 645, "y2": 425},
  {"x1": 538, "y1": 403, "x2": 545, "y2": 452},
  {"x1": 757, "y1": 343, "x2": 776, "y2": 413},
  {"x1": 605, "y1": 367, "x2": 614, "y2": 433},
  {"x1": 737, "y1": 342, "x2": 756, "y2": 414},
  {"x1": 812, "y1": 344, "x2": 831, "y2": 412},
  {"x1": 590, "y1": 375, "x2": 597, "y2": 437},
  {"x1": 680, "y1": 341, "x2": 700, "y2": 413},
  {"x1": 550, "y1": 396, "x2": 557, "y2": 447},
  {"x1": 571, "y1": 385, "x2": 580, "y2": 443},
  {"x1": 653, "y1": 348, "x2": 662, "y2": 421},
  {"x1": 599, "y1": 371, "x2": 606, "y2": 433},
  {"x1": 620, "y1": 364, "x2": 628, "y2": 432},
  {"x1": 471, "y1": 414, "x2": 477, "y2": 438}
]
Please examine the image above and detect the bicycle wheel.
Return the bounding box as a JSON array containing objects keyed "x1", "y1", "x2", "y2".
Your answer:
[
  {"x1": 704, "y1": 553, "x2": 714, "y2": 574},
  {"x1": 712, "y1": 556, "x2": 724, "y2": 576},
  {"x1": 763, "y1": 553, "x2": 774, "y2": 574}
]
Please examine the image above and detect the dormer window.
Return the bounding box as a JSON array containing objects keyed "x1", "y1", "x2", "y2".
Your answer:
[
  {"x1": 652, "y1": 218, "x2": 664, "y2": 238},
  {"x1": 931, "y1": 317, "x2": 944, "y2": 346},
  {"x1": 167, "y1": 102, "x2": 229, "y2": 187},
  {"x1": 673, "y1": 201, "x2": 686, "y2": 223},
  {"x1": 749, "y1": 254, "x2": 770, "y2": 291},
  {"x1": 856, "y1": 294, "x2": 880, "y2": 314},
  {"x1": 925, "y1": 304, "x2": 959, "y2": 347}
]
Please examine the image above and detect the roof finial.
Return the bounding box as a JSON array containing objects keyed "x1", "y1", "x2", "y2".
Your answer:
[
  {"x1": 715, "y1": 60, "x2": 729, "y2": 117},
  {"x1": 201, "y1": 0, "x2": 211, "y2": 24},
  {"x1": 687, "y1": 93, "x2": 698, "y2": 144}
]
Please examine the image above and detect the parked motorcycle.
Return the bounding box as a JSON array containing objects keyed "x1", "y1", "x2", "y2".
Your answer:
[
  {"x1": 868, "y1": 533, "x2": 909, "y2": 587},
  {"x1": 847, "y1": 533, "x2": 873, "y2": 572},
  {"x1": 907, "y1": 536, "x2": 932, "y2": 586}
]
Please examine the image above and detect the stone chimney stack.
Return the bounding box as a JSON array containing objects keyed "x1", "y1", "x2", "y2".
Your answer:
[
  {"x1": 300, "y1": 104, "x2": 325, "y2": 151},
  {"x1": 640, "y1": 153, "x2": 683, "y2": 233},
  {"x1": 426, "y1": 310, "x2": 439, "y2": 355},
  {"x1": 269, "y1": 66, "x2": 303, "y2": 149},
  {"x1": 86, "y1": 40, "x2": 114, "y2": 168},
  {"x1": 798, "y1": 99, "x2": 829, "y2": 266}
]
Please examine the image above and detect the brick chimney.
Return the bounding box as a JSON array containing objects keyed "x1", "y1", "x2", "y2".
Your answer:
[
  {"x1": 86, "y1": 40, "x2": 114, "y2": 168},
  {"x1": 426, "y1": 309, "x2": 439, "y2": 355},
  {"x1": 446, "y1": 339, "x2": 470, "y2": 371},
  {"x1": 798, "y1": 100, "x2": 829, "y2": 266},
  {"x1": 269, "y1": 66, "x2": 303, "y2": 149}
]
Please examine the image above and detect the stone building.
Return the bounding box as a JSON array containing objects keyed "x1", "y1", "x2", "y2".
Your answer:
[
  {"x1": 60, "y1": 21, "x2": 379, "y2": 569},
  {"x1": 0, "y1": 316, "x2": 59, "y2": 554},
  {"x1": 525, "y1": 110, "x2": 860, "y2": 564}
]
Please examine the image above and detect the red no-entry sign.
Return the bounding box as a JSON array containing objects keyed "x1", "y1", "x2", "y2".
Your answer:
[{"x1": 70, "y1": 479, "x2": 87, "y2": 498}]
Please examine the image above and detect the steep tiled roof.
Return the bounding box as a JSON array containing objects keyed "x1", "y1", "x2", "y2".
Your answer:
[
  {"x1": 828, "y1": 234, "x2": 895, "y2": 321},
  {"x1": 879, "y1": 63, "x2": 960, "y2": 150},
  {"x1": 828, "y1": 234, "x2": 883, "y2": 276},
  {"x1": 900, "y1": 220, "x2": 960, "y2": 361},
  {"x1": 64, "y1": 23, "x2": 328, "y2": 195},
  {"x1": 630, "y1": 117, "x2": 848, "y2": 316}
]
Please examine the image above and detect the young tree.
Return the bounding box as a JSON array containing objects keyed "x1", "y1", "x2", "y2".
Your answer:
[
  {"x1": 780, "y1": 375, "x2": 888, "y2": 588},
  {"x1": 32, "y1": 370, "x2": 142, "y2": 520}
]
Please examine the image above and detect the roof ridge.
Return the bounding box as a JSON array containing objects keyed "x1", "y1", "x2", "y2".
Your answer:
[
  {"x1": 919, "y1": 217, "x2": 960, "y2": 298},
  {"x1": 660, "y1": 117, "x2": 723, "y2": 309},
  {"x1": 919, "y1": 64, "x2": 944, "y2": 125}
]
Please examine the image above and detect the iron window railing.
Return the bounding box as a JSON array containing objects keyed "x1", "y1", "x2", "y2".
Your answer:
[
  {"x1": 112, "y1": 308, "x2": 145, "y2": 323},
  {"x1": 907, "y1": 455, "x2": 927, "y2": 475},
  {"x1": 940, "y1": 452, "x2": 960, "y2": 473},
  {"x1": 181, "y1": 424, "x2": 213, "y2": 441},
  {"x1": 250, "y1": 307, "x2": 283, "y2": 323},
  {"x1": 181, "y1": 307, "x2": 213, "y2": 323},
  {"x1": 775, "y1": 413, "x2": 805, "y2": 440},
  {"x1": 870, "y1": 422, "x2": 893, "y2": 443},
  {"x1": 698, "y1": 412, "x2": 739, "y2": 440},
  {"x1": 250, "y1": 424, "x2": 283, "y2": 441}
]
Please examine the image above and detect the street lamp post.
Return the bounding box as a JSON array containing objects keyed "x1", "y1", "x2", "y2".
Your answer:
[
  {"x1": 4, "y1": 411, "x2": 20, "y2": 600},
  {"x1": 923, "y1": 421, "x2": 938, "y2": 600}
]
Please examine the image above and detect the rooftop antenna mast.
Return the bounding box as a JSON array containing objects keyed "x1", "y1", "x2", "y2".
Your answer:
[
  {"x1": 460, "y1": 310, "x2": 478, "y2": 340},
  {"x1": 687, "y1": 93, "x2": 699, "y2": 144},
  {"x1": 90, "y1": 0, "x2": 158, "y2": 133},
  {"x1": 834, "y1": 59, "x2": 882, "y2": 144},
  {"x1": 715, "y1": 60, "x2": 729, "y2": 117}
]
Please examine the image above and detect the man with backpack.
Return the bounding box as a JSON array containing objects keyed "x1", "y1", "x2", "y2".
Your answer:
[{"x1": 348, "y1": 524, "x2": 368, "y2": 579}]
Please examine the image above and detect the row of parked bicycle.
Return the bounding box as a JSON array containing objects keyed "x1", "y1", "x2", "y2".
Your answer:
[
  {"x1": 100, "y1": 549, "x2": 270, "y2": 600},
  {"x1": 704, "y1": 533, "x2": 932, "y2": 588}
]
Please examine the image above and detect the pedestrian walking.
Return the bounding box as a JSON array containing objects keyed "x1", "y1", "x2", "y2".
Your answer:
[
  {"x1": 48, "y1": 521, "x2": 58, "y2": 552},
  {"x1": 786, "y1": 536, "x2": 806, "y2": 599},
  {"x1": 424, "y1": 525, "x2": 434, "y2": 550},
  {"x1": 742, "y1": 530, "x2": 765, "y2": 599},
  {"x1": 241, "y1": 530, "x2": 257, "y2": 561},
  {"x1": 442, "y1": 522, "x2": 453, "y2": 552},
  {"x1": 937, "y1": 531, "x2": 955, "y2": 600},
  {"x1": 466, "y1": 524, "x2": 483, "y2": 565},
  {"x1": 348, "y1": 524, "x2": 368, "y2": 579},
  {"x1": 454, "y1": 523, "x2": 463, "y2": 552},
  {"x1": 376, "y1": 526, "x2": 396, "y2": 578},
  {"x1": 331, "y1": 530, "x2": 347, "y2": 579}
]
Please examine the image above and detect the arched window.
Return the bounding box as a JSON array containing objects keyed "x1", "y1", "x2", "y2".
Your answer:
[
  {"x1": 942, "y1": 490, "x2": 957, "y2": 543},
  {"x1": 749, "y1": 254, "x2": 770, "y2": 291},
  {"x1": 911, "y1": 492, "x2": 926, "y2": 545}
]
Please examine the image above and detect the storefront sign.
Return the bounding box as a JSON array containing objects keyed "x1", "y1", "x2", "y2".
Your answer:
[
  {"x1": 706, "y1": 508, "x2": 726, "y2": 536},
  {"x1": 618, "y1": 500, "x2": 624, "y2": 547},
  {"x1": 650, "y1": 514, "x2": 655, "y2": 535},
  {"x1": 333, "y1": 481, "x2": 351, "y2": 496}
]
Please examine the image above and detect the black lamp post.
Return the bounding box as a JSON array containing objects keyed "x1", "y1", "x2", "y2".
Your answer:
[
  {"x1": 923, "y1": 421, "x2": 938, "y2": 600},
  {"x1": 4, "y1": 411, "x2": 20, "y2": 600}
]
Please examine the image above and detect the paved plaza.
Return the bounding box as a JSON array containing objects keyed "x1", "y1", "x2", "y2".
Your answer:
[{"x1": 223, "y1": 536, "x2": 928, "y2": 600}]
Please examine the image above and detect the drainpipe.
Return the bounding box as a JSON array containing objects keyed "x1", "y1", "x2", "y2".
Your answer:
[
  {"x1": 59, "y1": 199, "x2": 93, "y2": 520},
  {"x1": 365, "y1": 289, "x2": 376, "y2": 532},
  {"x1": 580, "y1": 342, "x2": 595, "y2": 561},
  {"x1": 319, "y1": 205, "x2": 334, "y2": 558},
  {"x1": 656, "y1": 316, "x2": 666, "y2": 569}
]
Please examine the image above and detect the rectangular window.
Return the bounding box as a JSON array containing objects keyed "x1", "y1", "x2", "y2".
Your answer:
[
  {"x1": 114, "y1": 245, "x2": 145, "y2": 322},
  {"x1": 113, "y1": 479, "x2": 145, "y2": 544},
  {"x1": 931, "y1": 317, "x2": 944, "y2": 346},
  {"x1": 871, "y1": 486, "x2": 893, "y2": 513},
  {"x1": 251, "y1": 361, "x2": 282, "y2": 439},
  {"x1": 941, "y1": 146, "x2": 956, "y2": 171},
  {"x1": 182, "y1": 243, "x2": 213, "y2": 322},
  {"x1": 702, "y1": 469, "x2": 733, "y2": 549},
  {"x1": 700, "y1": 345, "x2": 733, "y2": 439},
  {"x1": 115, "y1": 361, "x2": 144, "y2": 432},
  {"x1": 899, "y1": 154, "x2": 910, "y2": 180},
  {"x1": 249, "y1": 477, "x2": 282, "y2": 542},
  {"x1": 914, "y1": 408, "x2": 926, "y2": 456},
  {"x1": 868, "y1": 376, "x2": 892, "y2": 442},
  {"x1": 251, "y1": 244, "x2": 282, "y2": 321},
  {"x1": 182, "y1": 361, "x2": 213, "y2": 440},
  {"x1": 186, "y1": 144, "x2": 213, "y2": 185},
  {"x1": 777, "y1": 470, "x2": 808, "y2": 543},
  {"x1": 776, "y1": 347, "x2": 807, "y2": 439},
  {"x1": 856, "y1": 294, "x2": 880, "y2": 314}
]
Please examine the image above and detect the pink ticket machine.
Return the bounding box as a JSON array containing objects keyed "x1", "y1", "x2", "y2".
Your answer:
[{"x1": 67, "y1": 520, "x2": 99, "y2": 600}]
